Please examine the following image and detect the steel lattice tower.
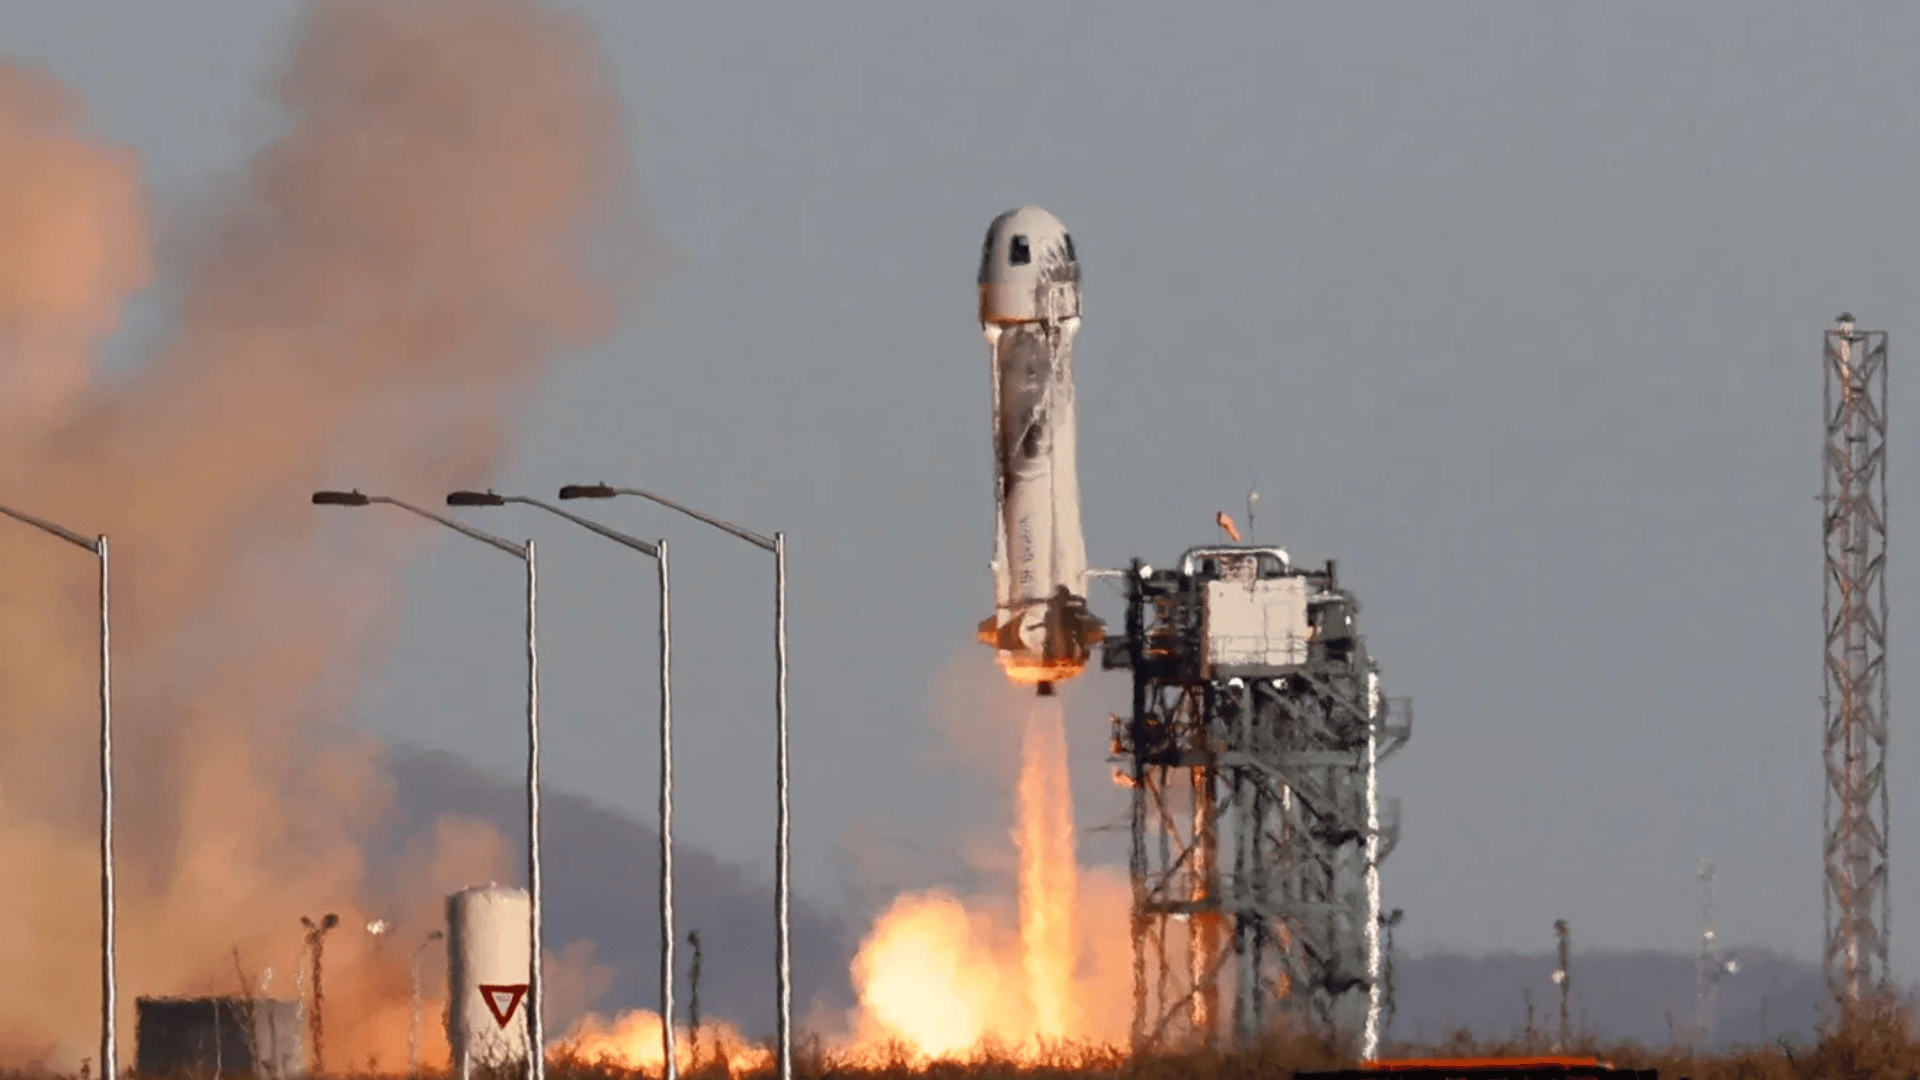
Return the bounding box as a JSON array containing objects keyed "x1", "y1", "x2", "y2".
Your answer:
[
  {"x1": 1103, "y1": 547, "x2": 1411, "y2": 1054},
  {"x1": 1821, "y1": 313, "x2": 1890, "y2": 1014}
]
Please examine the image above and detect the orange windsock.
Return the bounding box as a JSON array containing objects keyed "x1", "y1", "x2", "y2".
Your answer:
[{"x1": 1216, "y1": 511, "x2": 1241, "y2": 542}]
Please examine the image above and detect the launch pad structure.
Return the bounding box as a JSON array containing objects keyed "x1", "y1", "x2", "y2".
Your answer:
[{"x1": 1102, "y1": 546, "x2": 1411, "y2": 1053}]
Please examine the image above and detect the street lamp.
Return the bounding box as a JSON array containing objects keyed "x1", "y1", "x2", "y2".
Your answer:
[
  {"x1": 300, "y1": 913, "x2": 340, "y2": 1074},
  {"x1": 556, "y1": 482, "x2": 791, "y2": 1080},
  {"x1": 0, "y1": 502, "x2": 115, "y2": 1080},
  {"x1": 411, "y1": 929, "x2": 445, "y2": 1080},
  {"x1": 310, "y1": 489, "x2": 546, "y2": 1080},
  {"x1": 443, "y1": 490, "x2": 678, "y2": 1080}
]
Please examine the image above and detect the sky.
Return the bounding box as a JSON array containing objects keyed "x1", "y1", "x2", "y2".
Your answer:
[{"x1": 8, "y1": 0, "x2": 1920, "y2": 980}]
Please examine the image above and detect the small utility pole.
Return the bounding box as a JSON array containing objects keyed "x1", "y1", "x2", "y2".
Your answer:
[
  {"x1": 1552, "y1": 919, "x2": 1571, "y2": 1050},
  {"x1": 687, "y1": 930, "x2": 703, "y2": 1072},
  {"x1": 411, "y1": 930, "x2": 444, "y2": 1080},
  {"x1": 301, "y1": 914, "x2": 339, "y2": 1074}
]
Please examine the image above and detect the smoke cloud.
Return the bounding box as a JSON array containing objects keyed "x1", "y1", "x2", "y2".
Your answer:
[
  {"x1": 0, "y1": 63, "x2": 150, "y2": 441},
  {"x1": 0, "y1": 0, "x2": 642, "y2": 1068}
]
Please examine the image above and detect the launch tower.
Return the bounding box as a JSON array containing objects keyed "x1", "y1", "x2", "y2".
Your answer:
[{"x1": 1102, "y1": 547, "x2": 1410, "y2": 1053}]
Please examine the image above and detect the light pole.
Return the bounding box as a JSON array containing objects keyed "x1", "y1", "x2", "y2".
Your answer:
[
  {"x1": 443, "y1": 490, "x2": 677, "y2": 1080},
  {"x1": 411, "y1": 929, "x2": 445, "y2": 1080},
  {"x1": 0, "y1": 502, "x2": 115, "y2": 1080},
  {"x1": 556, "y1": 482, "x2": 790, "y2": 1080},
  {"x1": 311, "y1": 489, "x2": 545, "y2": 1080},
  {"x1": 300, "y1": 913, "x2": 340, "y2": 1074}
]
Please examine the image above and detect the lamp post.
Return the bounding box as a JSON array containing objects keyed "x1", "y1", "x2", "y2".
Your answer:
[
  {"x1": 443, "y1": 490, "x2": 677, "y2": 1080},
  {"x1": 556, "y1": 482, "x2": 790, "y2": 1080},
  {"x1": 0, "y1": 502, "x2": 115, "y2": 1080},
  {"x1": 310, "y1": 489, "x2": 545, "y2": 1080},
  {"x1": 411, "y1": 929, "x2": 445, "y2": 1080}
]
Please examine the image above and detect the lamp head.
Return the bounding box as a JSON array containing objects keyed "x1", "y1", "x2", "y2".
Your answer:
[
  {"x1": 312, "y1": 490, "x2": 370, "y2": 506},
  {"x1": 446, "y1": 490, "x2": 507, "y2": 507},
  {"x1": 558, "y1": 483, "x2": 616, "y2": 500}
]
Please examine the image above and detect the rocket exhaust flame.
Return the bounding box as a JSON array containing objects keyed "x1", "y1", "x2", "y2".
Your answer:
[
  {"x1": 819, "y1": 685, "x2": 1134, "y2": 1066},
  {"x1": 837, "y1": 699, "x2": 1088, "y2": 1062},
  {"x1": 1015, "y1": 695, "x2": 1078, "y2": 1040}
]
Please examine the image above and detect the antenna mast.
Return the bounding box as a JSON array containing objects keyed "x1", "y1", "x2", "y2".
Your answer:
[
  {"x1": 1246, "y1": 466, "x2": 1258, "y2": 543},
  {"x1": 1695, "y1": 859, "x2": 1735, "y2": 1044}
]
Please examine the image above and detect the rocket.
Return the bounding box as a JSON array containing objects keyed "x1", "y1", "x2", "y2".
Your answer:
[{"x1": 975, "y1": 206, "x2": 1106, "y2": 694}]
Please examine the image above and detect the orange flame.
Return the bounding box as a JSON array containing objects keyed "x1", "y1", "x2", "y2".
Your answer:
[
  {"x1": 995, "y1": 655, "x2": 1090, "y2": 685},
  {"x1": 557, "y1": 1009, "x2": 773, "y2": 1075},
  {"x1": 1016, "y1": 695, "x2": 1079, "y2": 1039},
  {"x1": 838, "y1": 694, "x2": 1132, "y2": 1064},
  {"x1": 848, "y1": 890, "x2": 1018, "y2": 1058}
]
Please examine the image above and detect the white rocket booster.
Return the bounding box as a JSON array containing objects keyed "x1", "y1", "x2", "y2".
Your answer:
[{"x1": 975, "y1": 206, "x2": 1105, "y2": 694}]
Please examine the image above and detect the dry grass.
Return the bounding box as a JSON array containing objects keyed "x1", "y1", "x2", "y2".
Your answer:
[
  {"x1": 11, "y1": 993, "x2": 1920, "y2": 1080},
  {"x1": 1371, "y1": 986, "x2": 1920, "y2": 1080}
]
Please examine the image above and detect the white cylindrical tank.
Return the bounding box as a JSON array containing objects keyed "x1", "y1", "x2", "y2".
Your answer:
[{"x1": 446, "y1": 885, "x2": 532, "y2": 1076}]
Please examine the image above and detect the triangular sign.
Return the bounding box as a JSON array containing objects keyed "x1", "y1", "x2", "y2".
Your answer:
[{"x1": 478, "y1": 983, "x2": 529, "y2": 1028}]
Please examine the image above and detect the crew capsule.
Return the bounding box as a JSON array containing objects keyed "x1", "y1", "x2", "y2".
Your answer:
[{"x1": 978, "y1": 205, "x2": 1081, "y2": 326}]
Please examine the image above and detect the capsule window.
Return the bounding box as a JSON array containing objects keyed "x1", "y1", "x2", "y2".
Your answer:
[
  {"x1": 1063, "y1": 234, "x2": 1076, "y2": 261},
  {"x1": 1009, "y1": 235, "x2": 1031, "y2": 266}
]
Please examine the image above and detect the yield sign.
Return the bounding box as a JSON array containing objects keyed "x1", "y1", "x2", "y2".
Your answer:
[{"x1": 478, "y1": 984, "x2": 529, "y2": 1028}]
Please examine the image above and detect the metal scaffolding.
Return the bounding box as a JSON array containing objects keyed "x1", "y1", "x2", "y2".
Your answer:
[
  {"x1": 1102, "y1": 546, "x2": 1410, "y2": 1053},
  {"x1": 1821, "y1": 314, "x2": 1891, "y2": 1015}
]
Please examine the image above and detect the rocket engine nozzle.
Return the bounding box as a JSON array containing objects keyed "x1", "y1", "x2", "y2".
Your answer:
[{"x1": 978, "y1": 586, "x2": 1107, "y2": 688}]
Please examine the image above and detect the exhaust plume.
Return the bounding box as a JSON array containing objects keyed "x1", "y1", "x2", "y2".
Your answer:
[
  {"x1": 1015, "y1": 695, "x2": 1079, "y2": 1040},
  {"x1": 0, "y1": 0, "x2": 641, "y2": 1068},
  {"x1": 822, "y1": 688, "x2": 1133, "y2": 1063}
]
